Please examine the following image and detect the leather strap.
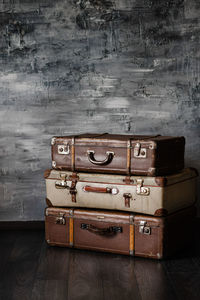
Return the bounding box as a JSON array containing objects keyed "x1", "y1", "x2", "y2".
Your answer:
[
  {"x1": 123, "y1": 193, "x2": 132, "y2": 208},
  {"x1": 69, "y1": 173, "x2": 78, "y2": 203}
]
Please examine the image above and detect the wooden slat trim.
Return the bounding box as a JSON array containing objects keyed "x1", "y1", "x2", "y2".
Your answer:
[
  {"x1": 127, "y1": 139, "x2": 131, "y2": 174},
  {"x1": 71, "y1": 137, "x2": 75, "y2": 171},
  {"x1": 129, "y1": 224, "x2": 134, "y2": 255},
  {"x1": 69, "y1": 217, "x2": 74, "y2": 246}
]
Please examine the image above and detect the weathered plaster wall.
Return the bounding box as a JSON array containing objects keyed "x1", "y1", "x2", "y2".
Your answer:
[{"x1": 0, "y1": 0, "x2": 199, "y2": 221}]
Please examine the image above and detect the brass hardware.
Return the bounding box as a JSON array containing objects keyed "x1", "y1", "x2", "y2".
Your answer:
[
  {"x1": 129, "y1": 215, "x2": 134, "y2": 224},
  {"x1": 139, "y1": 221, "x2": 151, "y2": 235},
  {"x1": 52, "y1": 161, "x2": 56, "y2": 168},
  {"x1": 69, "y1": 209, "x2": 74, "y2": 216},
  {"x1": 55, "y1": 181, "x2": 69, "y2": 189},
  {"x1": 51, "y1": 137, "x2": 56, "y2": 145},
  {"x1": 133, "y1": 143, "x2": 147, "y2": 158},
  {"x1": 136, "y1": 179, "x2": 150, "y2": 196},
  {"x1": 55, "y1": 215, "x2": 66, "y2": 225},
  {"x1": 110, "y1": 187, "x2": 119, "y2": 195},
  {"x1": 149, "y1": 142, "x2": 157, "y2": 150},
  {"x1": 58, "y1": 144, "x2": 70, "y2": 155},
  {"x1": 55, "y1": 173, "x2": 70, "y2": 189}
]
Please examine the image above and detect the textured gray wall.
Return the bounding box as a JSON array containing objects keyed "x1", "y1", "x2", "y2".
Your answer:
[{"x1": 0, "y1": 0, "x2": 199, "y2": 221}]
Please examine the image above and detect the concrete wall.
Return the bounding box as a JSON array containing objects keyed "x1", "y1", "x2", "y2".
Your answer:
[{"x1": 0, "y1": 0, "x2": 199, "y2": 221}]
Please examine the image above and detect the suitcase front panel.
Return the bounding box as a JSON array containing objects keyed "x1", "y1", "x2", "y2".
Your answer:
[{"x1": 134, "y1": 223, "x2": 163, "y2": 259}]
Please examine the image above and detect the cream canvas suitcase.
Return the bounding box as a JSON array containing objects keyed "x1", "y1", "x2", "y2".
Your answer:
[{"x1": 44, "y1": 168, "x2": 198, "y2": 216}]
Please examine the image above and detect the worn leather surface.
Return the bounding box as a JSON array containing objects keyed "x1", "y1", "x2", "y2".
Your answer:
[
  {"x1": 134, "y1": 205, "x2": 196, "y2": 259},
  {"x1": 45, "y1": 206, "x2": 196, "y2": 259},
  {"x1": 45, "y1": 168, "x2": 197, "y2": 216},
  {"x1": 51, "y1": 134, "x2": 185, "y2": 175}
]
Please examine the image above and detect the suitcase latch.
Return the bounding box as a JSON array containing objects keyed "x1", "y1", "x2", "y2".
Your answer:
[
  {"x1": 139, "y1": 221, "x2": 151, "y2": 235},
  {"x1": 58, "y1": 144, "x2": 70, "y2": 155},
  {"x1": 136, "y1": 179, "x2": 150, "y2": 196},
  {"x1": 55, "y1": 214, "x2": 66, "y2": 225},
  {"x1": 134, "y1": 143, "x2": 147, "y2": 158},
  {"x1": 55, "y1": 174, "x2": 69, "y2": 189}
]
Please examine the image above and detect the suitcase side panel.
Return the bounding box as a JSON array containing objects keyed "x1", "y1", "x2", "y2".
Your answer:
[
  {"x1": 134, "y1": 206, "x2": 196, "y2": 259},
  {"x1": 51, "y1": 137, "x2": 72, "y2": 170},
  {"x1": 134, "y1": 224, "x2": 163, "y2": 259},
  {"x1": 45, "y1": 208, "x2": 70, "y2": 246}
]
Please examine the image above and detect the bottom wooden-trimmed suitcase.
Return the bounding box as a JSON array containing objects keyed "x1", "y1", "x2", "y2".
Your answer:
[{"x1": 45, "y1": 206, "x2": 196, "y2": 259}]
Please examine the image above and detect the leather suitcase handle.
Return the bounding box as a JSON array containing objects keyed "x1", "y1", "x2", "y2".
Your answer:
[
  {"x1": 81, "y1": 223, "x2": 122, "y2": 235},
  {"x1": 83, "y1": 185, "x2": 119, "y2": 195},
  {"x1": 87, "y1": 150, "x2": 114, "y2": 165}
]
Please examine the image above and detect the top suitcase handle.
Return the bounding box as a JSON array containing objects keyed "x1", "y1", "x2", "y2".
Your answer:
[{"x1": 87, "y1": 150, "x2": 115, "y2": 165}]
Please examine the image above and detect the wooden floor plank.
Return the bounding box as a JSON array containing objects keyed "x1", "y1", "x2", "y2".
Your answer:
[
  {"x1": 163, "y1": 245, "x2": 200, "y2": 300},
  {"x1": 98, "y1": 253, "x2": 141, "y2": 300},
  {"x1": 34, "y1": 242, "x2": 70, "y2": 280},
  {"x1": 67, "y1": 249, "x2": 105, "y2": 300},
  {"x1": 1, "y1": 229, "x2": 200, "y2": 300},
  {"x1": 31, "y1": 242, "x2": 70, "y2": 299},
  {"x1": 32, "y1": 280, "x2": 68, "y2": 300},
  {"x1": 0, "y1": 230, "x2": 43, "y2": 300},
  {"x1": 133, "y1": 258, "x2": 177, "y2": 300}
]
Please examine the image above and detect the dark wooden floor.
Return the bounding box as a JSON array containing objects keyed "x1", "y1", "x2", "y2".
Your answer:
[{"x1": 0, "y1": 230, "x2": 200, "y2": 300}]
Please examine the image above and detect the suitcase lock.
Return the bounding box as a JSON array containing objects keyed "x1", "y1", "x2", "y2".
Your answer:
[
  {"x1": 55, "y1": 174, "x2": 69, "y2": 189},
  {"x1": 134, "y1": 143, "x2": 147, "y2": 158},
  {"x1": 57, "y1": 144, "x2": 70, "y2": 155},
  {"x1": 136, "y1": 179, "x2": 150, "y2": 196},
  {"x1": 139, "y1": 221, "x2": 151, "y2": 235},
  {"x1": 55, "y1": 214, "x2": 66, "y2": 225}
]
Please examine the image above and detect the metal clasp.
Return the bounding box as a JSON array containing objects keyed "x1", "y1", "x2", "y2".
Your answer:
[
  {"x1": 136, "y1": 179, "x2": 150, "y2": 196},
  {"x1": 58, "y1": 144, "x2": 70, "y2": 155},
  {"x1": 55, "y1": 213, "x2": 66, "y2": 225},
  {"x1": 134, "y1": 143, "x2": 147, "y2": 158},
  {"x1": 139, "y1": 221, "x2": 151, "y2": 235},
  {"x1": 55, "y1": 174, "x2": 69, "y2": 189}
]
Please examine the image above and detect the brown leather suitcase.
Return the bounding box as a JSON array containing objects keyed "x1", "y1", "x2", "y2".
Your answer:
[
  {"x1": 51, "y1": 133, "x2": 185, "y2": 176},
  {"x1": 45, "y1": 205, "x2": 196, "y2": 259}
]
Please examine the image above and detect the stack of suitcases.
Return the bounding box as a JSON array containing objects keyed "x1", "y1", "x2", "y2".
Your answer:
[{"x1": 44, "y1": 134, "x2": 198, "y2": 259}]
